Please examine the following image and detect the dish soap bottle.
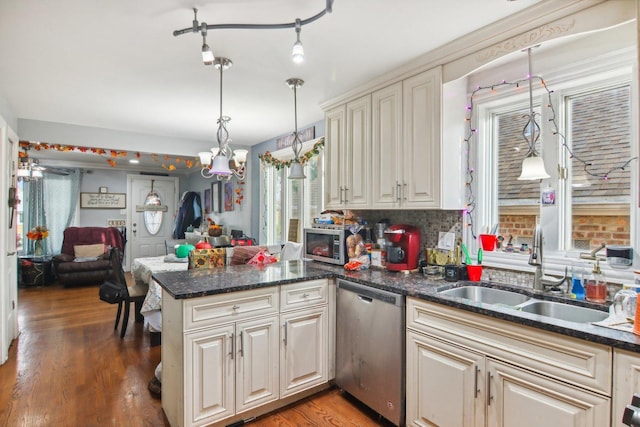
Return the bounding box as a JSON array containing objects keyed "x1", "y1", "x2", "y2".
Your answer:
[
  {"x1": 570, "y1": 261, "x2": 585, "y2": 300},
  {"x1": 585, "y1": 260, "x2": 607, "y2": 303}
]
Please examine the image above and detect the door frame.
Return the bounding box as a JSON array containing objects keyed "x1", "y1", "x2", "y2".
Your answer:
[
  {"x1": 125, "y1": 174, "x2": 179, "y2": 271},
  {"x1": 0, "y1": 116, "x2": 19, "y2": 364}
]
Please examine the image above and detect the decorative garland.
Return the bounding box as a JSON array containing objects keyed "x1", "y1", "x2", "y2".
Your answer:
[
  {"x1": 259, "y1": 137, "x2": 324, "y2": 170},
  {"x1": 19, "y1": 141, "x2": 197, "y2": 170}
]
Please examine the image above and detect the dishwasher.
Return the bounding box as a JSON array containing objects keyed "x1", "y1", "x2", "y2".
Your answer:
[{"x1": 335, "y1": 279, "x2": 405, "y2": 426}]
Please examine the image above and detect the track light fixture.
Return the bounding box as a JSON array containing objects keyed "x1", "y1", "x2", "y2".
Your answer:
[
  {"x1": 174, "y1": 1, "x2": 333, "y2": 65},
  {"x1": 291, "y1": 19, "x2": 304, "y2": 64}
]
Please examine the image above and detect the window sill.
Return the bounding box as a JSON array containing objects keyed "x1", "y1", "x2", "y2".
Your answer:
[{"x1": 482, "y1": 250, "x2": 635, "y2": 285}]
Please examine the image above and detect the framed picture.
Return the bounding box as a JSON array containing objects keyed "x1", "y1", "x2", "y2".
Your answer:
[
  {"x1": 99, "y1": 186, "x2": 108, "y2": 194},
  {"x1": 224, "y1": 181, "x2": 234, "y2": 212},
  {"x1": 212, "y1": 182, "x2": 223, "y2": 213},
  {"x1": 80, "y1": 192, "x2": 126, "y2": 209},
  {"x1": 203, "y1": 188, "x2": 211, "y2": 214}
]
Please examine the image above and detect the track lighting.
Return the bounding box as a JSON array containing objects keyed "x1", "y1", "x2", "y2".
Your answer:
[
  {"x1": 291, "y1": 19, "x2": 304, "y2": 64},
  {"x1": 173, "y1": 1, "x2": 333, "y2": 65},
  {"x1": 201, "y1": 27, "x2": 214, "y2": 65}
]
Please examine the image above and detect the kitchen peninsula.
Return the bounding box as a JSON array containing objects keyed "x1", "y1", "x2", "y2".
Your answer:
[{"x1": 154, "y1": 260, "x2": 640, "y2": 427}]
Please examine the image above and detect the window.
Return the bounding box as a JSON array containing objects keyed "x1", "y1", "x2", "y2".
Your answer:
[
  {"x1": 474, "y1": 50, "x2": 635, "y2": 277},
  {"x1": 260, "y1": 140, "x2": 324, "y2": 245}
]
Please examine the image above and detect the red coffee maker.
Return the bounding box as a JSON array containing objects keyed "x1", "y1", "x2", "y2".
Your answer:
[{"x1": 384, "y1": 224, "x2": 421, "y2": 272}]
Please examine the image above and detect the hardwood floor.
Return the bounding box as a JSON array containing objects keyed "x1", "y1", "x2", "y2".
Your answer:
[{"x1": 0, "y1": 281, "x2": 395, "y2": 427}]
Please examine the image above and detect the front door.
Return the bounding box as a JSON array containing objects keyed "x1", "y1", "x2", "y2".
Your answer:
[
  {"x1": 126, "y1": 175, "x2": 179, "y2": 271},
  {"x1": 0, "y1": 119, "x2": 19, "y2": 364}
]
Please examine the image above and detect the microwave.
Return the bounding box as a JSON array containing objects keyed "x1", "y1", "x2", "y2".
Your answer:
[
  {"x1": 303, "y1": 226, "x2": 366, "y2": 265},
  {"x1": 303, "y1": 227, "x2": 347, "y2": 265}
]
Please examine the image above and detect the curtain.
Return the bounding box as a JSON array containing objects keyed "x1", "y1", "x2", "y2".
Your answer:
[
  {"x1": 22, "y1": 179, "x2": 46, "y2": 255},
  {"x1": 43, "y1": 169, "x2": 82, "y2": 255}
]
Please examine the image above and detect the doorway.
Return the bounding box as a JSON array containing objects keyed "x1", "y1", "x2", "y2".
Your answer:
[{"x1": 126, "y1": 175, "x2": 179, "y2": 271}]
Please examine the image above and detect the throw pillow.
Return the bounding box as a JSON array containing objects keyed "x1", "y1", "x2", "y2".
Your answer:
[{"x1": 74, "y1": 243, "x2": 105, "y2": 258}]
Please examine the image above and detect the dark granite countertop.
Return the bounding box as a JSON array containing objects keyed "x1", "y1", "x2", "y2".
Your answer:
[{"x1": 153, "y1": 260, "x2": 640, "y2": 353}]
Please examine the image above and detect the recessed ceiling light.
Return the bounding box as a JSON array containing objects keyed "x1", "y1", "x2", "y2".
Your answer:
[{"x1": 129, "y1": 159, "x2": 139, "y2": 164}]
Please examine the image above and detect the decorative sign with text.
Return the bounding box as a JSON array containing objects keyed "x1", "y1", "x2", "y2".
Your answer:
[
  {"x1": 276, "y1": 126, "x2": 315, "y2": 150},
  {"x1": 80, "y1": 192, "x2": 126, "y2": 209}
]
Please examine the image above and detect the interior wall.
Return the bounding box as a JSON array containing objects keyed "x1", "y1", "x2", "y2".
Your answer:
[
  {"x1": 77, "y1": 169, "x2": 129, "y2": 227},
  {"x1": 0, "y1": 96, "x2": 16, "y2": 131}
]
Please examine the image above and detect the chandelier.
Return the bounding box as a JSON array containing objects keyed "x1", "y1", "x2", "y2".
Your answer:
[
  {"x1": 198, "y1": 58, "x2": 248, "y2": 181},
  {"x1": 16, "y1": 151, "x2": 43, "y2": 181},
  {"x1": 517, "y1": 47, "x2": 550, "y2": 181},
  {"x1": 286, "y1": 78, "x2": 306, "y2": 179},
  {"x1": 173, "y1": 1, "x2": 334, "y2": 65}
]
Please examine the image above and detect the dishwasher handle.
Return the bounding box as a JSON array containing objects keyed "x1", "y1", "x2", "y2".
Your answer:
[
  {"x1": 337, "y1": 279, "x2": 403, "y2": 306},
  {"x1": 357, "y1": 294, "x2": 373, "y2": 304}
]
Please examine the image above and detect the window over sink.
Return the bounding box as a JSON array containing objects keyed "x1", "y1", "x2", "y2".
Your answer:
[{"x1": 471, "y1": 30, "x2": 636, "y2": 280}]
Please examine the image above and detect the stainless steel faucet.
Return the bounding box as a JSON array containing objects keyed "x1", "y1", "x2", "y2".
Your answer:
[{"x1": 529, "y1": 224, "x2": 567, "y2": 291}]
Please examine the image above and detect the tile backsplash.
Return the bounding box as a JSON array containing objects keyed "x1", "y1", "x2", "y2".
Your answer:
[{"x1": 352, "y1": 209, "x2": 463, "y2": 249}]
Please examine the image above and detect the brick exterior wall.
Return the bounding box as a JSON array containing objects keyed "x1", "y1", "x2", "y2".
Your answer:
[{"x1": 498, "y1": 213, "x2": 630, "y2": 249}]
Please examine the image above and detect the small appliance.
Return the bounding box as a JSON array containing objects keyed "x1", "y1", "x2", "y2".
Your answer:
[
  {"x1": 384, "y1": 224, "x2": 421, "y2": 272},
  {"x1": 303, "y1": 225, "x2": 367, "y2": 265}
]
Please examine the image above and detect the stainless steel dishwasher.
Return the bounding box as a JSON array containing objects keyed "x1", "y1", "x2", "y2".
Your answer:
[{"x1": 336, "y1": 279, "x2": 405, "y2": 426}]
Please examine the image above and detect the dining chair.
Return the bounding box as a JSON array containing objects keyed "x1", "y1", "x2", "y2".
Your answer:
[{"x1": 99, "y1": 248, "x2": 149, "y2": 338}]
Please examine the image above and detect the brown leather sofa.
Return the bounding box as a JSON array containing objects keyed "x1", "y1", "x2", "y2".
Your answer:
[{"x1": 53, "y1": 227, "x2": 125, "y2": 286}]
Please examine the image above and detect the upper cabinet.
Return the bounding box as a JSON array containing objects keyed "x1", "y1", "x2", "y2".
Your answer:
[
  {"x1": 324, "y1": 66, "x2": 465, "y2": 210},
  {"x1": 325, "y1": 95, "x2": 371, "y2": 209}
]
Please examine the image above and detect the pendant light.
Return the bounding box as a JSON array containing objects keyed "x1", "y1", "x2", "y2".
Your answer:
[
  {"x1": 517, "y1": 47, "x2": 550, "y2": 181},
  {"x1": 286, "y1": 78, "x2": 306, "y2": 179},
  {"x1": 199, "y1": 57, "x2": 247, "y2": 181}
]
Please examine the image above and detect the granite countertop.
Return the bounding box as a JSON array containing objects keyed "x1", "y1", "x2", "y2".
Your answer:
[{"x1": 152, "y1": 260, "x2": 640, "y2": 353}]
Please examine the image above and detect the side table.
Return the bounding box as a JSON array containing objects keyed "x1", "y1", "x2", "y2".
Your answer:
[{"x1": 18, "y1": 256, "x2": 54, "y2": 287}]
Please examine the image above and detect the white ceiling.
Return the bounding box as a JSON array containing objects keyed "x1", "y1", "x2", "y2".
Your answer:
[{"x1": 0, "y1": 0, "x2": 541, "y2": 171}]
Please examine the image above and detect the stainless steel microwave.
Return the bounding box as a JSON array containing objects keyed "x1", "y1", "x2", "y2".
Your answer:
[{"x1": 303, "y1": 227, "x2": 347, "y2": 265}]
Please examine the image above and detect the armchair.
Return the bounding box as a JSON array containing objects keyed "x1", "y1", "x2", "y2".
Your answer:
[{"x1": 53, "y1": 227, "x2": 125, "y2": 286}]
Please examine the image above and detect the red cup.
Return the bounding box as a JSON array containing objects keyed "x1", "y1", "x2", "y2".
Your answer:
[
  {"x1": 479, "y1": 234, "x2": 497, "y2": 251},
  {"x1": 467, "y1": 265, "x2": 483, "y2": 282}
]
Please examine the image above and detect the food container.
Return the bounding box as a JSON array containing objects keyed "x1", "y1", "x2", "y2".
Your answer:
[{"x1": 606, "y1": 245, "x2": 633, "y2": 269}]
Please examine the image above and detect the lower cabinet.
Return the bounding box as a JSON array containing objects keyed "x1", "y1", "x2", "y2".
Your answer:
[
  {"x1": 163, "y1": 280, "x2": 331, "y2": 427},
  {"x1": 613, "y1": 349, "x2": 640, "y2": 427},
  {"x1": 280, "y1": 306, "x2": 328, "y2": 398},
  {"x1": 185, "y1": 317, "x2": 279, "y2": 425},
  {"x1": 406, "y1": 297, "x2": 612, "y2": 427}
]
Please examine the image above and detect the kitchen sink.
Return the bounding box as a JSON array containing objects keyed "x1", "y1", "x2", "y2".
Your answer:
[
  {"x1": 438, "y1": 285, "x2": 610, "y2": 324},
  {"x1": 438, "y1": 286, "x2": 530, "y2": 306},
  {"x1": 518, "y1": 300, "x2": 608, "y2": 323}
]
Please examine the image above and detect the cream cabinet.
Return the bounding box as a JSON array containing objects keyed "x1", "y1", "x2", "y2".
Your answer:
[
  {"x1": 372, "y1": 82, "x2": 403, "y2": 207},
  {"x1": 165, "y1": 286, "x2": 280, "y2": 427},
  {"x1": 324, "y1": 95, "x2": 371, "y2": 209},
  {"x1": 400, "y1": 67, "x2": 441, "y2": 208},
  {"x1": 326, "y1": 66, "x2": 465, "y2": 210},
  {"x1": 163, "y1": 280, "x2": 332, "y2": 427},
  {"x1": 279, "y1": 280, "x2": 329, "y2": 398},
  {"x1": 407, "y1": 330, "x2": 485, "y2": 427},
  {"x1": 406, "y1": 297, "x2": 612, "y2": 427},
  {"x1": 613, "y1": 349, "x2": 640, "y2": 427}
]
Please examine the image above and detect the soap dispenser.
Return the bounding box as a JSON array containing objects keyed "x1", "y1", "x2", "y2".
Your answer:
[
  {"x1": 570, "y1": 261, "x2": 585, "y2": 300},
  {"x1": 585, "y1": 259, "x2": 607, "y2": 303}
]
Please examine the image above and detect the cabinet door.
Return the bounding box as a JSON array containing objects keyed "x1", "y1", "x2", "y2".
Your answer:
[
  {"x1": 185, "y1": 324, "x2": 235, "y2": 426},
  {"x1": 402, "y1": 67, "x2": 441, "y2": 208},
  {"x1": 372, "y1": 82, "x2": 402, "y2": 207},
  {"x1": 613, "y1": 349, "x2": 640, "y2": 427},
  {"x1": 280, "y1": 306, "x2": 328, "y2": 398},
  {"x1": 406, "y1": 330, "x2": 484, "y2": 427},
  {"x1": 236, "y1": 316, "x2": 280, "y2": 414},
  {"x1": 487, "y1": 359, "x2": 610, "y2": 427},
  {"x1": 324, "y1": 105, "x2": 346, "y2": 209},
  {"x1": 344, "y1": 95, "x2": 371, "y2": 208}
]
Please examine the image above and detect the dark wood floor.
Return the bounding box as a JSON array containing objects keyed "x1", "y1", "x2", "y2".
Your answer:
[{"x1": 0, "y1": 281, "x2": 394, "y2": 427}]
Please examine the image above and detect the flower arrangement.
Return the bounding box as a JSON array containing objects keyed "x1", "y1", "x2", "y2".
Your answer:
[{"x1": 27, "y1": 225, "x2": 49, "y2": 241}]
